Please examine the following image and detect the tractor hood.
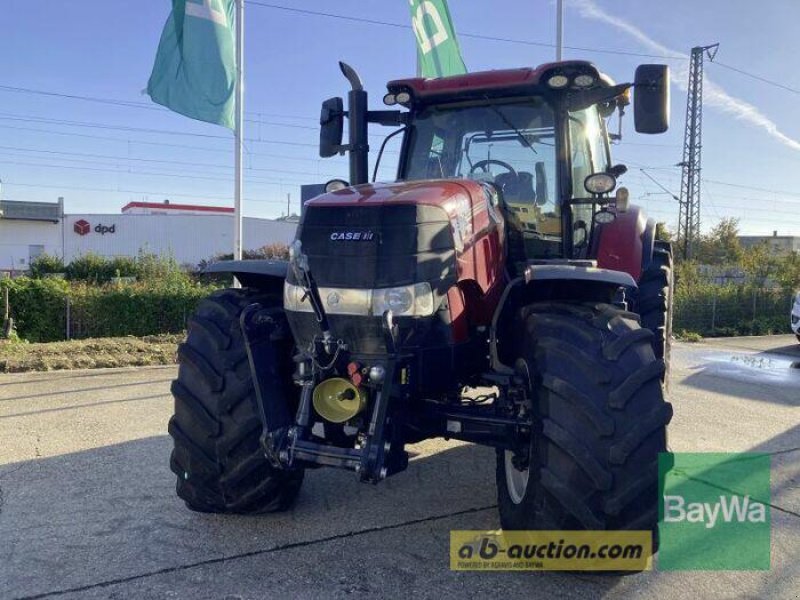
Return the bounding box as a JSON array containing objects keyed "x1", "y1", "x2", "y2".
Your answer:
[
  {"x1": 286, "y1": 178, "x2": 503, "y2": 355},
  {"x1": 306, "y1": 179, "x2": 484, "y2": 213},
  {"x1": 295, "y1": 179, "x2": 487, "y2": 290}
]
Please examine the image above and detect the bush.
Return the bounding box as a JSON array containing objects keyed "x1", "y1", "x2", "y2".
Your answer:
[
  {"x1": 0, "y1": 277, "x2": 70, "y2": 343},
  {"x1": 199, "y1": 243, "x2": 290, "y2": 270},
  {"x1": 33, "y1": 251, "x2": 191, "y2": 285},
  {"x1": 65, "y1": 253, "x2": 108, "y2": 282},
  {"x1": 133, "y1": 250, "x2": 186, "y2": 283},
  {"x1": 29, "y1": 254, "x2": 66, "y2": 278},
  {"x1": 1, "y1": 277, "x2": 219, "y2": 342}
]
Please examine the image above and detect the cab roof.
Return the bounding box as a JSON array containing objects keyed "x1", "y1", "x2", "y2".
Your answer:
[{"x1": 386, "y1": 60, "x2": 615, "y2": 104}]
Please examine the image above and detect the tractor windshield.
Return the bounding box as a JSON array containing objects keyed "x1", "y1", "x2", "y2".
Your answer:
[{"x1": 403, "y1": 99, "x2": 561, "y2": 246}]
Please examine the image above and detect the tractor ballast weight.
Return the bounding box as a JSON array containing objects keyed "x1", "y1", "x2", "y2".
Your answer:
[{"x1": 171, "y1": 59, "x2": 674, "y2": 552}]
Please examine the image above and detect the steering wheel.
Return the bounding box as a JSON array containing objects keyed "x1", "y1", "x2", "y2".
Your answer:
[{"x1": 469, "y1": 159, "x2": 517, "y2": 178}]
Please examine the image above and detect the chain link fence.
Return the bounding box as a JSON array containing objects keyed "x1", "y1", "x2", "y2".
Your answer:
[
  {"x1": 65, "y1": 296, "x2": 192, "y2": 340},
  {"x1": 674, "y1": 287, "x2": 794, "y2": 337}
]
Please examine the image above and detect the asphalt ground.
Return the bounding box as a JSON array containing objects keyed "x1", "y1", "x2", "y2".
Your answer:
[{"x1": 1, "y1": 335, "x2": 798, "y2": 599}]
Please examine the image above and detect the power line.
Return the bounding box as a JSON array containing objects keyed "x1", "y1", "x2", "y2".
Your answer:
[
  {"x1": 0, "y1": 113, "x2": 323, "y2": 148},
  {"x1": 0, "y1": 144, "x2": 343, "y2": 179},
  {"x1": 0, "y1": 123, "x2": 326, "y2": 162},
  {"x1": 0, "y1": 110, "x2": 395, "y2": 143},
  {"x1": 1, "y1": 180, "x2": 296, "y2": 205},
  {"x1": 0, "y1": 84, "x2": 319, "y2": 121},
  {"x1": 0, "y1": 159, "x2": 324, "y2": 190},
  {"x1": 703, "y1": 178, "x2": 800, "y2": 199},
  {"x1": 246, "y1": 1, "x2": 687, "y2": 60},
  {"x1": 639, "y1": 169, "x2": 679, "y2": 200},
  {"x1": 711, "y1": 62, "x2": 800, "y2": 96}
]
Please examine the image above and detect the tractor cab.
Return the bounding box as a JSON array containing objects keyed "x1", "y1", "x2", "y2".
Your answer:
[{"x1": 319, "y1": 60, "x2": 669, "y2": 273}]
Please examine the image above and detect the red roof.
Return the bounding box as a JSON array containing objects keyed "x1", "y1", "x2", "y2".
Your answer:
[
  {"x1": 387, "y1": 60, "x2": 610, "y2": 99},
  {"x1": 121, "y1": 202, "x2": 234, "y2": 214}
]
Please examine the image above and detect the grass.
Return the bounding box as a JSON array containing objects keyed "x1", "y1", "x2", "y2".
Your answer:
[
  {"x1": 0, "y1": 334, "x2": 183, "y2": 373},
  {"x1": 675, "y1": 330, "x2": 703, "y2": 343}
]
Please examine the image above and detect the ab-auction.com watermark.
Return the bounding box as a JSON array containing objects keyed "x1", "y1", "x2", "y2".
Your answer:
[
  {"x1": 451, "y1": 452, "x2": 771, "y2": 571},
  {"x1": 450, "y1": 531, "x2": 652, "y2": 571}
]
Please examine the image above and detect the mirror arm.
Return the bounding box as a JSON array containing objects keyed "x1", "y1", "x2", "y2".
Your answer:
[
  {"x1": 367, "y1": 110, "x2": 409, "y2": 126},
  {"x1": 567, "y1": 83, "x2": 631, "y2": 112}
]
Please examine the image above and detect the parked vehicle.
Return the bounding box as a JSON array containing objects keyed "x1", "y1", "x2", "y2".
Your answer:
[
  {"x1": 169, "y1": 59, "x2": 674, "y2": 555},
  {"x1": 792, "y1": 291, "x2": 800, "y2": 342}
]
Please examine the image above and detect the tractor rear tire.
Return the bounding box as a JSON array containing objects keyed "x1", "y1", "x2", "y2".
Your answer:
[
  {"x1": 497, "y1": 302, "x2": 672, "y2": 543},
  {"x1": 638, "y1": 242, "x2": 674, "y2": 379},
  {"x1": 168, "y1": 288, "x2": 304, "y2": 514}
]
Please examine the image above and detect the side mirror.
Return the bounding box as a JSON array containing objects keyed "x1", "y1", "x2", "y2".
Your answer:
[
  {"x1": 634, "y1": 64, "x2": 670, "y2": 134},
  {"x1": 319, "y1": 97, "x2": 344, "y2": 158}
]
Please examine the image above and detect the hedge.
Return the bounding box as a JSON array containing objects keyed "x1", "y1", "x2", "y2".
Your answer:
[
  {"x1": 1, "y1": 277, "x2": 219, "y2": 342},
  {"x1": 2, "y1": 276, "x2": 793, "y2": 343},
  {"x1": 674, "y1": 283, "x2": 793, "y2": 337}
]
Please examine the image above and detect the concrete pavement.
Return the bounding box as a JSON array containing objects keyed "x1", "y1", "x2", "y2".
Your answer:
[{"x1": 0, "y1": 336, "x2": 798, "y2": 599}]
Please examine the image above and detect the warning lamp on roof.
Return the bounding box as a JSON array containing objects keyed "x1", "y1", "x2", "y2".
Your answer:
[
  {"x1": 383, "y1": 93, "x2": 397, "y2": 106},
  {"x1": 574, "y1": 74, "x2": 596, "y2": 88}
]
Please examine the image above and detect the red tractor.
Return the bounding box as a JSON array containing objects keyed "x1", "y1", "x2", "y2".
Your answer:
[{"x1": 170, "y1": 60, "x2": 674, "y2": 545}]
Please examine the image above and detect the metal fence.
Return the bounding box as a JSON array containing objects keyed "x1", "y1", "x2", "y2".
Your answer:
[
  {"x1": 63, "y1": 297, "x2": 192, "y2": 340},
  {"x1": 673, "y1": 288, "x2": 794, "y2": 336}
]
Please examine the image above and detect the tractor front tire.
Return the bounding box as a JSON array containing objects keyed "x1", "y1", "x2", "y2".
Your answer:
[
  {"x1": 168, "y1": 288, "x2": 304, "y2": 514},
  {"x1": 497, "y1": 302, "x2": 672, "y2": 542},
  {"x1": 638, "y1": 241, "x2": 674, "y2": 377}
]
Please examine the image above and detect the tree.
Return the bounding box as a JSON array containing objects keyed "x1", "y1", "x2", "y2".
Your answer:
[
  {"x1": 695, "y1": 217, "x2": 743, "y2": 265},
  {"x1": 740, "y1": 241, "x2": 777, "y2": 288},
  {"x1": 655, "y1": 222, "x2": 673, "y2": 243}
]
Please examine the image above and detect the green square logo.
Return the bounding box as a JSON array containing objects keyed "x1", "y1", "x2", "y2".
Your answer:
[{"x1": 658, "y1": 453, "x2": 771, "y2": 570}]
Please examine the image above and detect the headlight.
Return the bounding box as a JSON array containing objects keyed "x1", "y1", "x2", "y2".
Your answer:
[
  {"x1": 284, "y1": 282, "x2": 435, "y2": 317},
  {"x1": 372, "y1": 283, "x2": 434, "y2": 317}
]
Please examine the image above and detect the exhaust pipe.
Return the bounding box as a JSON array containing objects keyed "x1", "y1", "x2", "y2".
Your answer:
[{"x1": 339, "y1": 62, "x2": 369, "y2": 186}]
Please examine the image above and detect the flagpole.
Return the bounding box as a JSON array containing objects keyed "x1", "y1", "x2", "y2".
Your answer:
[
  {"x1": 556, "y1": 0, "x2": 564, "y2": 61},
  {"x1": 234, "y1": 0, "x2": 244, "y2": 269}
]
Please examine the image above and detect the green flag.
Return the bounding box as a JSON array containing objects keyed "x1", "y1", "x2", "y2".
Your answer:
[
  {"x1": 147, "y1": 0, "x2": 236, "y2": 129},
  {"x1": 409, "y1": 0, "x2": 467, "y2": 78}
]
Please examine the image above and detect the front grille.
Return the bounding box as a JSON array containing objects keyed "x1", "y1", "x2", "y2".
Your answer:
[{"x1": 296, "y1": 205, "x2": 456, "y2": 289}]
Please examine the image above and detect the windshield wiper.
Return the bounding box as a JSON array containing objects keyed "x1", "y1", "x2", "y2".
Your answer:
[{"x1": 486, "y1": 99, "x2": 538, "y2": 156}]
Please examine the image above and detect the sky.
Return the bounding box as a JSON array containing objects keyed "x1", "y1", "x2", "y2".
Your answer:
[{"x1": 1, "y1": 0, "x2": 799, "y2": 236}]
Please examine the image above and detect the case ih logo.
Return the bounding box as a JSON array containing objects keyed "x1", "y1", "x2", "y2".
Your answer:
[
  {"x1": 74, "y1": 220, "x2": 91, "y2": 236},
  {"x1": 73, "y1": 220, "x2": 116, "y2": 236},
  {"x1": 330, "y1": 231, "x2": 375, "y2": 241}
]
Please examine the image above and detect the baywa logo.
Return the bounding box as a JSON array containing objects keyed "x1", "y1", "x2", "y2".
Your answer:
[
  {"x1": 664, "y1": 493, "x2": 767, "y2": 529},
  {"x1": 658, "y1": 453, "x2": 771, "y2": 570}
]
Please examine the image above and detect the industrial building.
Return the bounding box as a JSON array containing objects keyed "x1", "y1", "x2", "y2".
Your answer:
[
  {"x1": 0, "y1": 198, "x2": 297, "y2": 273},
  {"x1": 738, "y1": 232, "x2": 800, "y2": 256}
]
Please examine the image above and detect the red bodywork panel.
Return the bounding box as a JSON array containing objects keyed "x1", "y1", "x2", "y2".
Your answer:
[
  {"x1": 308, "y1": 180, "x2": 506, "y2": 341},
  {"x1": 387, "y1": 61, "x2": 611, "y2": 101},
  {"x1": 594, "y1": 206, "x2": 647, "y2": 282}
]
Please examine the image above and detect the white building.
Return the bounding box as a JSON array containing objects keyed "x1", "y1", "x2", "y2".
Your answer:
[{"x1": 0, "y1": 199, "x2": 297, "y2": 273}]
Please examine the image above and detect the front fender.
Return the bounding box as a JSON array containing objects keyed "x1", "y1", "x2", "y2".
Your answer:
[
  {"x1": 524, "y1": 263, "x2": 636, "y2": 288},
  {"x1": 204, "y1": 260, "x2": 287, "y2": 292},
  {"x1": 593, "y1": 206, "x2": 654, "y2": 281}
]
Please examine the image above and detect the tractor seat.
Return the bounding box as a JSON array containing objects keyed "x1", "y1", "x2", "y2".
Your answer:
[{"x1": 495, "y1": 171, "x2": 536, "y2": 205}]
